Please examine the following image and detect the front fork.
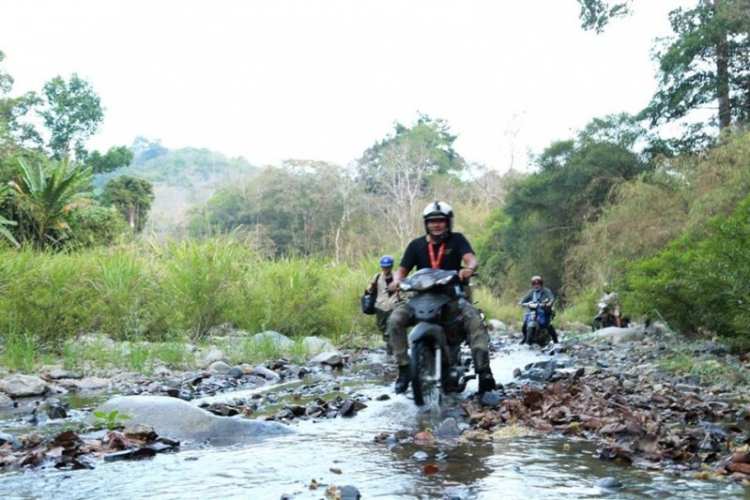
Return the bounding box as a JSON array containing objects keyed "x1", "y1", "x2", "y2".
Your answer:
[{"x1": 435, "y1": 348, "x2": 443, "y2": 391}]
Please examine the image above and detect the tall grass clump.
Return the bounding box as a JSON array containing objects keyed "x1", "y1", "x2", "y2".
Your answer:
[
  {"x1": 160, "y1": 237, "x2": 246, "y2": 341},
  {"x1": 0, "y1": 248, "x2": 99, "y2": 347},
  {"x1": 237, "y1": 258, "x2": 340, "y2": 337},
  {"x1": 89, "y1": 247, "x2": 159, "y2": 339},
  {"x1": 1, "y1": 321, "x2": 38, "y2": 372}
]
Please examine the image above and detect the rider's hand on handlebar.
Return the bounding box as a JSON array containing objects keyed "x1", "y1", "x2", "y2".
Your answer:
[{"x1": 458, "y1": 268, "x2": 475, "y2": 281}]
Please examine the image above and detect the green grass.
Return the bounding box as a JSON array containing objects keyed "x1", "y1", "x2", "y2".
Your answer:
[
  {"x1": 1, "y1": 329, "x2": 37, "y2": 372},
  {"x1": 659, "y1": 347, "x2": 749, "y2": 386}
]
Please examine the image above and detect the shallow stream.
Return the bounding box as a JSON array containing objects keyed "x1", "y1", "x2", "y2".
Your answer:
[{"x1": 1, "y1": 346, "x2": 747, "y2": 499}]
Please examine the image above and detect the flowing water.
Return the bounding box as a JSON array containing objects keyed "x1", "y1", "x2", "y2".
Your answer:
[{"x1": 1, "y1": 346, "x2": 748, "y2": 499}]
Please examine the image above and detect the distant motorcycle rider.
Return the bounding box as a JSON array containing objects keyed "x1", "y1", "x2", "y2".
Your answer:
[
  {"x1": 386, "y1": 201, "x2": 497, "y2": 394},
  {"x1": 518, "y1": 275, "x2": 558, "y2": 344},
  {"x1": 366, "y1": 255, "x2": 400, "y2": 351},
  {"x1": 594, "y1": 290, "x2": 622, "y2": 328}
]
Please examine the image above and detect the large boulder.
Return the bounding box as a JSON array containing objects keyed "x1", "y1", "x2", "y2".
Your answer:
[
  {"x1": 590, "y1": 326, "x2": 645, "y2": 343},
  {"x1": 252, "y1": 331, "x2": 294, "y2": 350},
  {"x1": 0, "y1": 374, "x2": 47, "y2": 397},
  {"x1": 89, "y1": 395, "x2": 293, "y2": 446}
]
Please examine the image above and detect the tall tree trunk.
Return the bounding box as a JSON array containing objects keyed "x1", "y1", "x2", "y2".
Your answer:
[{"x1": 714, "y1": 0, "x2": 732, "y2": 129}]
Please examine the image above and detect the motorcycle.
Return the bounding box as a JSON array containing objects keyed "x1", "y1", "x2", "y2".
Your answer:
[
  {"x1": 398, "y1": 268, "x2": 475, "y2": 407},
  {"x1": 593, "y1": 301, "x2": 628, "y2": 330},
  {"x1": 521, "y1": 300, "x2": 553, "y2": 347}
]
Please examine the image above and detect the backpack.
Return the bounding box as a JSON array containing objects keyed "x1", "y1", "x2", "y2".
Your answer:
[{"x1": 361, "y1": 273, "x2": 380, "y2": 315}]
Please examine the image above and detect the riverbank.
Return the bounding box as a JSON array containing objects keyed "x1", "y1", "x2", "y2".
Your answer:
[{"x1": 465, "y1": 323, "x2": 750, "y2": 485}]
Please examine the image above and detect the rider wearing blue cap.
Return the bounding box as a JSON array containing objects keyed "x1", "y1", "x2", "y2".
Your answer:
[{"x1": 366, "y1": 255, "x2": 400, "y2": 351}]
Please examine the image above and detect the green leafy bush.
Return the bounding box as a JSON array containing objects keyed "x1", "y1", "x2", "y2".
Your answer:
[{"x1": 622, "y1": 194, "x2": 750, "y2": 348}]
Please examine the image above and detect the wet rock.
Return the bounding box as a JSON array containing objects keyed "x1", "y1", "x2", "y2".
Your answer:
[
  {"x1": 412, "y1": 451, "x2": 429, "y2": 461},
  {"x1": 0, "y1": 431, "x2": 22, "y2": 449},
  {"x1": 0, "y1": 374, "x2": 48, "y2": 397},
  {"x1": 46, "y1": 403, "x2": 68, "y2": 419},
  {"x1": 125, "y1": 424, "x2": 158, "y2": 441},
  {"x1": 226, "y1": 366, "x2": 244, "y2": 379},
  {"x1": 435, "y1": 417, "x2": 461, "y2": 439},
  {"x1": 479, "y1": 391, "x2": 502, "y2": 408},
  {"x1": 103, "y1": 447, "x2": 157, "y2": 462},
  {"x1": 337, "y1": 485, "x2": 361, "y2": 499},
  {"x1": 89, "y1": 395, "x2": 293, "y2": 446},
  {"x1": 253, "y1": 366, "x2": 281, "y2": 380},
  {"x1": 310, "y1": 352, "x2": 343, "y2": 367},
  {"x1": 336, "y1": 400, "x2": 354, "y2": 417},
  {"x1": 595, "y1": 477, "x2": 623, "y2": 489},
  {"x1": 0, "y1": 393, "x2": 14, "y2": 408},
  {"x1": 521, "y1": 361, "x2": 556, "y2": 381}
]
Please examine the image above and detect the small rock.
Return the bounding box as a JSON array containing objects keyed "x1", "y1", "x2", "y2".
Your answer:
[
  {"x1": 337, "y1": 485, "x2": 361, "y2": 499},
  {"x1": 435, "y1": 417, "x2": 462, "y2": 439},
  {"x1": 595, "y1": 477, "x2": 623, "y2": 489},
  {"x1": 209, "y1": 361, "x2": 232, "y2": 374}
]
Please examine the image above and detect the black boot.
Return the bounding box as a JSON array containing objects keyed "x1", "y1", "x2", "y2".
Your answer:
[
  {"x1": 394, "y1": 364, "x2": 410, "y2": 394},
  {"x1": 473, "y1": 349, "x2": 497, "y2": 393}
]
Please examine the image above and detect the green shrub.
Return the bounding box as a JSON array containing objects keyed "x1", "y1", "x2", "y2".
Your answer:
[{"x1": 622, "y1": 194, "x2": 750, "y2": 347}]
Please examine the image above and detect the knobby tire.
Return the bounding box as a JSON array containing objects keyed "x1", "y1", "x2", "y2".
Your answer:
[{"x1": 410, "y1": 341, "x2": 438, "y2": 407}]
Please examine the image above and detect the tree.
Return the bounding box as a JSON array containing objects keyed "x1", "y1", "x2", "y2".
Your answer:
[
  {"x1": 576, "y1": 1, "x2": 750, "y2": 144},
  {"x1": 101, "y1": 175, "x2": 155, "y2": 232},
  {"x1": 575, "y1": 0, "x2": 632, "y2": 33},
  {"x1": 0, "y1": 183, "x2": 19, "y2": 247},
  {"x1": 358, "y1": 114, "x2": 466, "y2": 248},
  {"x1": 85, "y1": 146, "x2": 134, "y2": 174},
  {"x1": 9, "y1": 158, "x2": 93, "y2": 248},
  {"x1": 0, "y1": 51, "x2": 42, "y2": 158},
  {"x1": 479, "y1": 114, "x2": 651, "y2": 297},
  {"x1": 643, "y1": 1, "x2": 750, "y2": 132},
  {"x1": 39, "y1": 74, "x2": 104, "y2": 161}
]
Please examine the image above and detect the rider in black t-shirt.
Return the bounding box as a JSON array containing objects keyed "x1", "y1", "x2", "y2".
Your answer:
[{"x1": 387, "y1": 201, "x2": 497, "y2": 395}]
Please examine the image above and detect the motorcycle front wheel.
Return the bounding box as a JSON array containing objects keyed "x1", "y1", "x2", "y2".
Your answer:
[
  {"x1": 526, "y1": 325, "x2": 538, "y2": 346},
  {"x1": 410, "y1": 341, "x2": 440, "y2": 407}
]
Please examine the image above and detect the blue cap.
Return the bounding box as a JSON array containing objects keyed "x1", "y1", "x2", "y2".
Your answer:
[{"x1": 379, "y1": 255, "x2": 394, "y2": 268}]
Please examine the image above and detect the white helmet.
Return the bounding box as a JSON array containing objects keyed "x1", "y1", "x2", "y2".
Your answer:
[{"x1": 422, "y1": 200, "x2": 454, "y2": 236}]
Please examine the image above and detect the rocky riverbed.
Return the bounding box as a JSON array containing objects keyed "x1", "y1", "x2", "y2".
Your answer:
[
  {"x1": 463, "y1": 324, "x2": 750, "y2": 486},
  {"x1": 1, "y1": 322, "x2": 750, "y2": 492}
]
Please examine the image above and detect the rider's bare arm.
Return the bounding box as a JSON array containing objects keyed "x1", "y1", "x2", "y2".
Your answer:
[
  {"x1": 459, "y1": 252, "x2": 478, "y2": 281},
  {"x1": 389, "y1": 266, "x2": 410, "y2": 292}
]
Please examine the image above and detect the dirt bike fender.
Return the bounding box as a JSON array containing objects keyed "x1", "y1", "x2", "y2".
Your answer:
[{"x1": 409, "y1": 321, "x2": 447, "y2": 348}]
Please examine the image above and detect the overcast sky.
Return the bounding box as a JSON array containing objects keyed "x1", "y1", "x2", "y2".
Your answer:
[{"x1": 1, "y1": 0, "x2": 694, "y2": 171}]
